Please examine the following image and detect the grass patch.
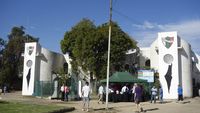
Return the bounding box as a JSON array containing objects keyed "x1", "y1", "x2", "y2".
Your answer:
[{"x1": 0, "y1": 100, "x2": 71, "y2": 113}]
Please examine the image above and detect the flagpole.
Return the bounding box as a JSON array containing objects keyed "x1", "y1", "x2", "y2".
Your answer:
[{"x1": 106, "y1": 0, "x2": 112, "y2": 109}]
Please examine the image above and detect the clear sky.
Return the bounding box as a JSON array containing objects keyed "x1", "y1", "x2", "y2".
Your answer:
[{"x1": 0, "y1": 0, "x2": 200, "y2": 54}]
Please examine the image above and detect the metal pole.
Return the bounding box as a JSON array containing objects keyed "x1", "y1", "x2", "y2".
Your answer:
[{"x1": 106, "y1": 0, "x2": 112, "y2": 109}]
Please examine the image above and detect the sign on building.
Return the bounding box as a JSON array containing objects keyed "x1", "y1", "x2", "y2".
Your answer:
[{"x1": 138, "y1": 70, "x2": 154, "y2": 82}]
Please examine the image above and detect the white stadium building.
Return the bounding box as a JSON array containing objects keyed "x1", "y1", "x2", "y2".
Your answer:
[
  {"x1": 22, "y1": 31, "x2": 200, "y2": 99},
  {"x1": 139, "y1": 31, "x2": 200, "y2": 99}
]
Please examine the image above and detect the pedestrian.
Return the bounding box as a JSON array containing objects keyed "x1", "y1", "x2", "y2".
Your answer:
[
  {"x1": 134, "y1": 83, "x2": 144, "y2": 113},
  {"x1": 159, "y1": 86, "x2": 163, "y2": 103},
  {"x1": 121, "y1": 84, "x2": 129, "y2": 94},
  {"x1": 60, "y1": 84, "x2": 65, "y2": 101},
  {"x1": 177, "y1": 84, "x2": 183, "y2": 101},
  {"x1": 98, "y1": 84, "x2": 104, "y2": 104},
  {"x1": 64, "y1": 85, "x2": 70, "y2": 101},
  {"x1": 82, "y1": 81, "x2": 90, "y2": 112},
  {"x1": 131, "y1": 83, "x2": 136, "y2": 102},
  {"x1": 3, "y1": 85, "x2": 7, "y2": 95},
  {"x1": 150, "y1": 86, "x2": 157, "y2": 103},
  {"x1": 121, "y1": 84, "x2": 129, "y2": 102}
]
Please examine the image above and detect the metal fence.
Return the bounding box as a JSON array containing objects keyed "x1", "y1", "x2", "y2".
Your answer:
[{"x1": 34, "y1": 81, "x2": 54, "y2": 97}]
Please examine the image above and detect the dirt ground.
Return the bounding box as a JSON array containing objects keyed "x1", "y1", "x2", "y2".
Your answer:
[{"x1": 1, "y1": 91, "x2": 200, "y2": 113}]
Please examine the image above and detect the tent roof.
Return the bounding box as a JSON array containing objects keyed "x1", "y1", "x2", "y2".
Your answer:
[{"x1": 100, "y1": 72, "x2": 147, "y2": 83}]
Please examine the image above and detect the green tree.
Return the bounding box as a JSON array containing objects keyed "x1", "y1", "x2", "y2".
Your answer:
[
  {"x1": 0, "y1": 37, "x2": 6, "y2": 61},
  {"x1": 95, "y1": 22, "x2": 137, "y2": 78},
  {"x1": 0, "y1": 38, "x2": 6, "y2": 76},
  {"x1": 0, "y1": 26, "x2": 39, "y2": 89},
  {"x1": 53, "y1": 68, "x2": 70, "y2": 86},
  {"x1": 60, "y1": 18, "x2": 96, "y2": 74},
  {"x1": 60, "y1": 19, "x2": 137, "y2": 80},
  {"x1": 0, "y1": 38, "x2": 6, "y2": 53}
]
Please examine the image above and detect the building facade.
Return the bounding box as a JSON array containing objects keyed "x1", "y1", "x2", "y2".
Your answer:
[
  {"x1": 139, "y1": 31, "x2": 200, "y2": 99},
  {"x1": 22, "y1": 42, "x2": 91, "y2": 99},
  {"x1": 22, "y1": 42, "x2": 72, "y2": 96},
  {"x1": 22, "y1": 31, "x2": 200, "y2": 100}
]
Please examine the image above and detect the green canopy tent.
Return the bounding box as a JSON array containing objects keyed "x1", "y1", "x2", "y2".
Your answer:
[
  {"x1": 100, "y1": 72, "x2": 147, "y2": 83},
  {"x1": 100, "y1": 72, "x2": 150, "y2": 102}
]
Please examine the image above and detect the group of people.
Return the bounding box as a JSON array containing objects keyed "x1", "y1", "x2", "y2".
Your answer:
[
  {"x1": 59, "y1": 81, "x2": 91, "y2": 111},
  {"x1": 97, "y1": 83, "x2": 144, "y2": 112},
  {"x1": 63, "y1": 81, "x2": 184, "y2": 112},
  {"x1": 60, "y1": 84, "x2": 70, "y2": 101},
  {"x1": 150, "y1": 86, "x2": 162, "y2": 104},
  {"x1": 97, "y1": 83, "x2": 145, "y2": 103},
  {"x1": 150, "y1": 84, "x2": 183, "y2": 104}
]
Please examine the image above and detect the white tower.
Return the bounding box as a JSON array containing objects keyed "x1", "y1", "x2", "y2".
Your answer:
[
  {"x1": 22, "y1": 42, "x2": 39, "y2": 95},
  {"x1": 158, "y1": 31, "x2": 179, "y2": 99}
]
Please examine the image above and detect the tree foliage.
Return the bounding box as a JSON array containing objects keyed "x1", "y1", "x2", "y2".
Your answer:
[
  {"x1": 0, "y1": 38, "x2": 6, "y2": 70},
  {"x1": 61, "y1": 19, "x2": 137, "y2": 80},
  {"x1": 0, "y1": 26, "x2": 39, "y2": 89},
  {"x1": 53, "y1": 68, "x2": 70, "y2": 86},
  {"x1": 0, "y1": 38, "x2": 6, "y2": 53}
]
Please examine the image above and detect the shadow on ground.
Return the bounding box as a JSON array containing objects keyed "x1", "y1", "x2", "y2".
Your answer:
[
  {"x1": 89, "y1": 107, "x2": 119, "y2": 113},
  {"x1": 0, "y1": 100, "x2": 9, "y2": 104},
  {"x1": 143, "y1": 108, "x2": 159, "y2": 112},
  {"x1": 48, "y1": 107, "x2": 75, "y2": 113},
  {"x1": 178, "y1": 101, "x2": 191, "y2": 104}
]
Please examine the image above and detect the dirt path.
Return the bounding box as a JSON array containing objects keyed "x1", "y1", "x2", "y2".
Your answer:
[{"x1": 1, "y1": 91, "x2": 200, "y2": 113}]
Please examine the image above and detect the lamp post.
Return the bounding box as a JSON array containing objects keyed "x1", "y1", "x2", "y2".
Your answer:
[{"x1": 106, "y1": 0, "x2": 112, "y2": 109}]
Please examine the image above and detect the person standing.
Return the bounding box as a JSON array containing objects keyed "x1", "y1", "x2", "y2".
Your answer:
[
  {"x1": 131, "y1": 83, "x2": 136, "y2": 102},
  {"x1": 121, "y1": 84, "x2": 129, "y2": 102},
  {"x1": 82, "y1": 81, "x2": 90, "y2": 112},
  {"x1": 159, "y1": 86, "x2": 163, "y2": 103},
  {"x1": 60, "y1": 84, "x2": 65, "y2": 101},
  {"x1": 98, "y1": 85, "x2": 104, "y2": 104},
  {"x1": 3, "y1": 85, "x2": 7, "y2": 95},
  {"x1": 177, "y1": 85, "x2": 183, "y2": 101},
  {"x1": 134, "y1": 83, "x2": 143, "y2": 113},
  {"x1": 150, "y1": 86, "x2": 157, "y2": 103},
  {"x1": 64, "y1": 85, "x2": 70, "y2": 101},
  {"x1": 121, "y1": 84, "x2": 129, "y2": 94}
]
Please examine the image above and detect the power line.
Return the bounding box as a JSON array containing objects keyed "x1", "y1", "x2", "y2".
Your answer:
[{"x1": 113, "y1": 8, "x2": 143, "y2": 25}]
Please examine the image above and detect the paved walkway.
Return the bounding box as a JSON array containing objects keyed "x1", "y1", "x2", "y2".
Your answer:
[{"x1": 1, "y1": 91, "x2": 200, "y2": 113}]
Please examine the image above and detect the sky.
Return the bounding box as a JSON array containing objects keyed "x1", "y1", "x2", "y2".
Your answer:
[{"x1": 0, "y1": 0, "x2": 200, "y2": 54}]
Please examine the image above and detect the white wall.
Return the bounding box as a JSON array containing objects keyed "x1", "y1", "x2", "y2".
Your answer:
[
  {"x1": 22, "y1": 42, "x2": 69, "y2": 96},
  {"x1": 158, "y1": 31, "x2": 179, "y2": 99},
  {"x1": 139, "y1": 31, "x2": 198, "y2": 99},
  {"x1": 139, "y1": 48, "x2": 150, "y2": 67},
  {"x1": 22, "y1": 42, "x2": 38, "y2": 95},
  {"x1": 179, "y1": 38, "x2": 193, "y2": 97},
  {"x1": 150, "y1": 39, "x2": 159, "y2": 71},
  {"x1": 39, "y1": 47, "x2": 65, "y2": 81}
]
